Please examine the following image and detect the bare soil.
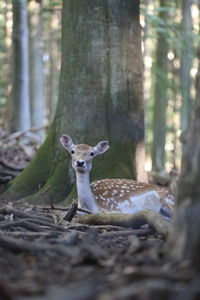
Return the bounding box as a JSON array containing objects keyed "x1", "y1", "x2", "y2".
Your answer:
[{"x1": 0, "y1": 201, "x2": 197, "y2": 300}]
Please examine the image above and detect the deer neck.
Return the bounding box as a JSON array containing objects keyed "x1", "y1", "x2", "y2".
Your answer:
[{"x1": 75, "y1": 171, "x2": 99, "y2": 213}]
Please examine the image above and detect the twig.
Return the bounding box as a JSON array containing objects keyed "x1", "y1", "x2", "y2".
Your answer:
[
  {"x1": 0, "y1": 207, "x2": 53, "y2": 223},
  {"x1": 77, "y1": 208, "x2": 92, "y2": 214},
  {"x1": 26, "y1": 218, "x2": 68, "y2": 231},
  {"x1": 0, "y1": 234, "x2": 72, "y2": 255},
  {"x1": 123, "y1": 265, "x2": 194, "y2": 282},
  {"x1": 50, "y1": 204, "x2": 92, "y2": 215},
  {"x1": 0, "y1": 220, "x2": 46, "y2": 232},
  {"x1": 0, "y1": 231, "x2": 61, "y2": 237}
]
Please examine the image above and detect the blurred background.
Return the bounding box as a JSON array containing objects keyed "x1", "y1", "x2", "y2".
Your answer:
[{"x1": 0, "y1": 0, "x2": 199, "y2": 179}]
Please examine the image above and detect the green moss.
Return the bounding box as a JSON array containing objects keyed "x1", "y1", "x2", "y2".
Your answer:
[
  {"x1": 90, "y1": 141, "x2": 136, "y2": 181},
  {"x1": 19, "y1": 157, "x2": 74, "y2": 204},
  {"x1": 62, "y1": 184, "x2": 77, "y2": 206},
  {"x1": 38, "y1": 154, "x2": 74, "y2": 203}
]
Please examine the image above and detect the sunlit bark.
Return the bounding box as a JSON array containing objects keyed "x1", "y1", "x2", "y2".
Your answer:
[
  {"x1": 11, "y1": 0, "x2": 31, "y2": 131},
  {"x1": 29, "y1": 0, "x2": 44, "y2": 136},
  {"x1": 152, "y1": 0, "x2": 169, "y2": 172}
]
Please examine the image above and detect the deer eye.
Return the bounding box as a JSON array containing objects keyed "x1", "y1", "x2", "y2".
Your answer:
[
  {"x1": 71, "y1": 150, "x2": 75, "y2": 154},
  {"x1": 90, "y1": 152, "x2": 94, "y2": 157}
]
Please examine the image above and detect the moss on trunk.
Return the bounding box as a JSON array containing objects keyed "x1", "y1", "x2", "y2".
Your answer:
[{"x1": 4, "y1": 124, "x2": 74, "y2": 203}]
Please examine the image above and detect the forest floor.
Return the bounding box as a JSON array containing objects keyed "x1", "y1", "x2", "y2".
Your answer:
[{"x1": 0, "y1": 131, "x2": 199, "y2": 300}]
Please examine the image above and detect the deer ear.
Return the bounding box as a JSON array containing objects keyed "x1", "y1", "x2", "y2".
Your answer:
[
  {"x1": 93, "y1": 141, "x2": 110, "y2": 156},
  {"x1": 60, "y1": 135, "x2": 75, "y2": 153}
]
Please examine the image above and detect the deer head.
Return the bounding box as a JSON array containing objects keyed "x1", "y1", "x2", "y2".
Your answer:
[{"x1": 60, "y1": 135, "x2": 110, "y2": 173}]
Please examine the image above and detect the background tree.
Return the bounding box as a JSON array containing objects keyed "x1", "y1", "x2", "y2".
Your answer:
[
  {"x1": 44, "y1": 0, "x2": 61, "y2": 123},
  {"x1": 180, "y1": 0, "x2": 193, "y2": 133},
  {"x1": 29, "y1": 0, "x2": 44, "y2": 136},
  {"x1": 151, "y1": 0, "x2": 169, "y2": 172},
  {"x1": 11, "y1": 0, "x2": 31, "y2": 131},
  {"x1": 0, "y1": 2, "x2": 12, "y2": 130},
  {"x1": 4, "y1": 0, "x2": 145, "y2": 204}
]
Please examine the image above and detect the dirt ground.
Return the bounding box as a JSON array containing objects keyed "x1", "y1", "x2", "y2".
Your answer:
[
  {"x1": 0, "y1": 131, "x2": 199, "y2": 300},
  {"x1": 0, "y1": 200, "x2": 198, "y2": 300}
]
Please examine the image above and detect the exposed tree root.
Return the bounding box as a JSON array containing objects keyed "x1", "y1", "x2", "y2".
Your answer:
[{"x1": 75, "y1": 210, "x2": 171, "y2": 237}]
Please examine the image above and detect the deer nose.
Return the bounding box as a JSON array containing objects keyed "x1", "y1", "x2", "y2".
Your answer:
[{"x1": 77, "y1": 160, "x2": 85, "y2": 167}]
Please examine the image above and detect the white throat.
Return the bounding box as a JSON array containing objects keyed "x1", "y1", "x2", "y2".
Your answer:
[{"x1": 75, "y1": 171, "x2": 99, "y2": 213}]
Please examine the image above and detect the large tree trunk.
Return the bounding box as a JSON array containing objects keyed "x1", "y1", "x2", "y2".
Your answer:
[
  {"x1": 4, "y1": 0, "x2": 144, "y2": 204},
  {"x1": 152, "y1": 0, "x2": 169, "y2": 172},
  {"x1": 29, "y1": 0, "x2": 44, "y2": 136},
  {"x1": 166, "y1": 73, "x2": 200, "y2": 268},
  {"x1": 11, "y1": 0, "x2": 31, "y2": 132}
]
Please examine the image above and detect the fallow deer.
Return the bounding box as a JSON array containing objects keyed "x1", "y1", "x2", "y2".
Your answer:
[{"x1": 60, "y1": 135, "x2": 174, "y2": 216}]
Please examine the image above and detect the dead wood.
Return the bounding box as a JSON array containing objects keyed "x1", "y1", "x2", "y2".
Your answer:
[
  {"x1": 0, "y1": 206, "x2": 53, "y2": 223},
  {"x1": 0, "y1": 233, "x2": 74, "y2": 255},
  {"x1": 0, "y1": 158, "x2": 27, "y2": 171},
  {"x1": 0, "y1": 219, "x2": 47, "y2": 232},
  {"x1": 24, "y1": 218, "x2": 68, "y2": 231},
  {"x1": 0, "y1": 231, "x2": 61, "y2": 238},
  {"x1": 77, "y1": 207, "x2": 93, "y2": 214},
  {"x1": 122, "y1": 265, "x2": 194, "y2": 282},
  {"x1": 64, "y1": 201, "x2": 78, "y2": 221},
  {"x1": 2, "y1": 126, "x2": 47, "y2": 142},
  {"x1": 75, "y1": 210, "x2": 171, "y2": 237}
]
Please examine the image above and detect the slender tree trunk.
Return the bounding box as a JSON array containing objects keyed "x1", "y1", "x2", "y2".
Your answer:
[
  {"x1": 47, "y1": 8, "x2": 61, "y2": 123},
  {"x1": 11, "y1": 0, "x2": 31, "y2": 131},
  {"x1": 142, "y1": 0, "x2": 154, "y2": 175},
  {"x1": 152, "y1": 0, "x2": 169, "y2": 172},
  {"x1": 29, "y1": 0, "x2": 44, "y2": 136},
  {"x1": 4, "y1": 0, "x2": 144, "y2": 204},
  {"x1": 180, "y1": 0, "x2": 193, "y2": 132},
  {"x1": 1, "y1": 1, "x2": 12, "y2": 131}
]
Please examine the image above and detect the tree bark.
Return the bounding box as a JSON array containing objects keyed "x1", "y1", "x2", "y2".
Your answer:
[
  {"x1": 4, "y1": 0, "x2": 144, "y2": 204},
  {"x1": 152, "y1": 0, "x2": 169, "y2": 172},
  {"x1": 46, "y1": 6, "x2": 61, "y2": 123},
  {"x1": 180, "y1": 0, "x2": 193, "y2": 133},
  {"x1": 29, "y1": 0, "x2": 44, "y2": 136},
  {"x1": 166, "y1": 73, "x2": 200, "y2": 268},
  {"x1": 11, "y1": 0, "x2": 31, "y2": 131}
]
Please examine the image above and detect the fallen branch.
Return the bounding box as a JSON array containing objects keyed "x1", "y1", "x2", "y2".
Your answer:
[
  {"x1": 0, "y1": 231, "x2": 61, "y2": 238},
  {"x1": 0, "y1": 206, "x2": 53, "y2": 223},
  {"x1": 75, "y1": 210, "x2": 171, "y2": 237},
  {"x1": 0, "y1": 233, "x2": 72, "y2": 255},
  {"x1": 0, "y1": 219, "x2": 47, "y2": 232},
  {"x1": 2, "y1": 126, "x2": 48, "y2": 142},
  {"x1": 0, "y1": 158, "x2": 27, "y2": 171}
]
